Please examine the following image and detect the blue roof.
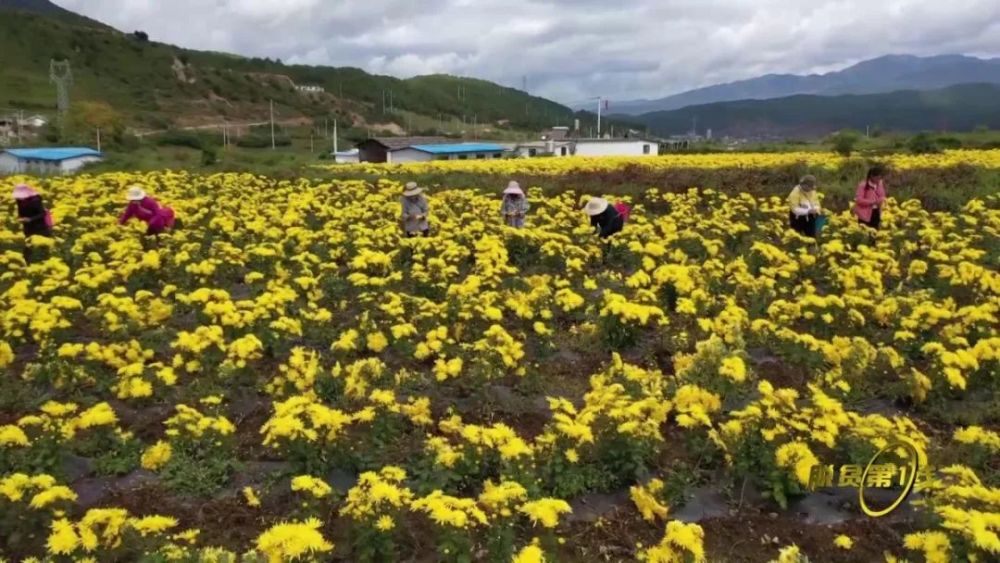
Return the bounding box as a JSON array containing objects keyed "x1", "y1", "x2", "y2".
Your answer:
[
  {"x1": 3, "y1": 147, "x2": 102, "y2": 161},
  {"x1": 409, "y1": 143, "x2": 507, "y2": 154}
]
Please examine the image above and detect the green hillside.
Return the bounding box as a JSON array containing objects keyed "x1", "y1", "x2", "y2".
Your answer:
[
  {"x1": 0, "y1": 10, "x2": 611, "y2": 140},
  {"x1": 635, "y1": 84, "x2": 1000, "y2": 138}
]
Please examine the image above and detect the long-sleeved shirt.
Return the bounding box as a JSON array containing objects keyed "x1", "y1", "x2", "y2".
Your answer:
[
  {"x1": 119, "y1": 197, "x2": 175, "y2": 233},
  {"x1": 400, "y1": 195, "x2": 429, "y2": 233},
  {"x1": 787, "y1": 186, "x2": 822, "y2": 217},
  {"x1": 590, "y1": 206, "x2": 623, "y2": 239},
  {"x1": 854, "y1": 180, "x2": 886, "y2": 223},
  {"x1": 16, "y1": 195, "x2": 51, "y2": 237},
  {"x1": 500, "y1": 196, "x2": 530, "y2": 227}
]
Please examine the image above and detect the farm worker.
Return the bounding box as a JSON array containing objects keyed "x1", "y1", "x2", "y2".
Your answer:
[
  {"x1": 786, "y1": 175, "x2": 823, "y2": 237},
  {"x1": 400, "y1": 182, "x2": 430, "y2": 237},
  {"x1": 583, "y1": 197, "x2": 624, "y2": 239},
  {"x1": 118, "y1": 186, "x2": 176, "y2": 237},
  {"x1": 500, "y1": 181, "x2": 529, "y2": 228},
  {"x1": 854, "y1": 165, "x2": 887, "y2": 230},
  {"x1": 12, "y1": 183, "x2": 53, "y2": 262}
]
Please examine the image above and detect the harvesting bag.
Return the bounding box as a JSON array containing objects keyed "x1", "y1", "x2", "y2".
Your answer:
[
  {"x1": 613, "y1": 202, "x2": 631, "y2": 223},
  {"x1": 815, "y1": 215, "x2": 828, "y2": 233}
]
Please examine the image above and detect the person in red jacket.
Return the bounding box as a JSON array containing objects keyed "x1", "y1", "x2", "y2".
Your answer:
[
  {"x1": 854, "y1": 165, "x2": 887, "y2": 230},
  {"x1": 119, "y1": 186, "x2": 175, "y2": 238}
]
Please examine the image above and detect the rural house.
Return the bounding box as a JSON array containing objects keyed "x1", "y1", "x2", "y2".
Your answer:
[
  {"x1": 356, "y1": 136, "x2": 451, "y2": 163},
  {"x1": 20, "y1": 115, "x2": 48, "y2": 128},
  {"x1": 388, "y1": 143, "x2": 508, "y2": 163},
  {"x1": 515, "y1": 139, "x2": 574, "y2": 158},
  {"x1": 0, "y1": 147, "x2": 103, "y2": 175}
]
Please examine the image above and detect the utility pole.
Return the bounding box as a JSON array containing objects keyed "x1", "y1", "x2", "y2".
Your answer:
[
  {"x1": 310, "y1": 133, "x2": 314, "y2": 153},
  {"x1": 473, "y1": 114, "x2": 477, "y2": 139},
  {"x1": 96, "y1": 127, "x2": 101, "y2": 152},
  {"x1": 382, "y1": 90, "x2": 386, "y2": 114},
  {"x1": 333, "y1": 119, "x2": 338, "y2": 153},
  {"x1": 16, "y1": 109, "x2": 22, "y2": 144},
  {"x1": 597, "y1": 97, "x2": 602, "y2": 138},
  {"x1": 389, "y1": 89, "x2": 394, "y2": 113},
  {"x1": 270, "y1": 99, "x2": 276, "y2": 150}
]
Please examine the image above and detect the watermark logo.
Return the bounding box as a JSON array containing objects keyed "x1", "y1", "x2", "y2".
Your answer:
[{"x1": 807, "y1": 437, "x2": 929, "y2": 518}]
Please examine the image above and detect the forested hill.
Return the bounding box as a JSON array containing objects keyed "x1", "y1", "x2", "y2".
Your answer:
[{"x1": 0, "y1": 8, "x2": 611, "y2": 138}]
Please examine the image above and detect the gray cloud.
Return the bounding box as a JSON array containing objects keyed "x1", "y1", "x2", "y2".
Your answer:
[{"x1": 56, "y1": 0, "x2": 1000, "y2": 103}]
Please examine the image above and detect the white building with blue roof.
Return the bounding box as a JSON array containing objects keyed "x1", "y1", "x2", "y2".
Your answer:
[
  {"x1": 388, "y1": 142, "x2": 508, "y2": 164},
  {"x1": 0, "y1": 147, "x2": 103, "y2": 175}
]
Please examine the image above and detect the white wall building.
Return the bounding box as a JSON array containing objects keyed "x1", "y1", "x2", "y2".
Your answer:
[
  {"x1": 0, "y1": 147, "x2": 103, "y2": 175},
  {"x1": 330, "y1": 149, "x2": 360, "y2": 164},
  {"x1": 572, "y1": 139, "x2": 658, "y2": 157},
  {"x1": 21, "y1": 115, "x2": 48, "y2": 128},
  {"x1": 515, "y1": 140, "x2": 573, "y2": 158}
]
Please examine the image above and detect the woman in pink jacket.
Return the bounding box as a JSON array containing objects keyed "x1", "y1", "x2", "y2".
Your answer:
[
  {"x1": 118, "y1": 186, "x2": 175, "y2": 237},
  {"x1": 854, "y1": 165, "x2": 886, "y2": 230}
]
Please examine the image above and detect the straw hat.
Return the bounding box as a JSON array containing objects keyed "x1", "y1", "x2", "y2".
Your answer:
[
  {"x1": 12, "y1": 184, "x2": 37, "y2": 200},
  {"x1": 402, "y1": 182, "x2": 423, "y2": 197},
  {"x1": 583, "y1": 197, "x2": 609, "y2": 216},
  {"x1": 799, "y1": 175, "x2": 817, "y2": 190},
  {"x1": 126, "y1": 186, "x2": 146, "y2": 201},
  {"x1": 503, "y1": 181, "x2": 524, "y2": 196}
]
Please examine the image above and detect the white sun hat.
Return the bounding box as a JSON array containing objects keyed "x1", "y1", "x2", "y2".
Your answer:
[
  {"x1": 12, "y1": 184, "x2": 37, "y2": 200},
  {"x1": 126, "y1": 186, "x2": 146, "y2": 201},
  {"x1": 503, "y1": 181, "x2": 524, "y2": 196},
  {"x1": 583, "y1": 197, "x2": 609, "y2": 216},
  {"x1": 402, "y1": 181, "x2": 423, "y2": 196}
]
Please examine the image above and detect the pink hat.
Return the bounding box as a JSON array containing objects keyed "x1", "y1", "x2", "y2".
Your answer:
[
  {"x1": 12, "y1": 184, "x2": 38, "y2": 200},
  {"x1": 503, "y1": 181, "x2": 524, "y2": 196}
]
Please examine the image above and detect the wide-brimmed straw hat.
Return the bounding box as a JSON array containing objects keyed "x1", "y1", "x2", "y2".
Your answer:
[
  {"x1": 403, "y1": 182, "x2": 423, "y2": 197},
  {"x1": 126, "y1": 186, "x2": 146, "y2": 201},
  {"x1": 583, "y1": 197, "x2": 609, "y2": 216},
  {"x1": 12, "y1": 184, "x2": 37, "y2": 200},
  {"x1": 799, "y1": 175, "x2": 817, "y2": 189},
  {"x1": 503, "y1": 181, "x2": 524, "y2": 196}
]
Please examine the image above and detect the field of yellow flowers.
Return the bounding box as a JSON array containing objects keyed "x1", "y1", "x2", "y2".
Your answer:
[
  {"x1": 1, "y1": 170, "x2": 998, "y2": 562},
  {"x1": 324, "y1": 149, "x2": 1000, "y2": 177}
]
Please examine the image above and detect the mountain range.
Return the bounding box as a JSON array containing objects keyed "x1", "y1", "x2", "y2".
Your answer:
[
  {"x1": 605, "y1": 54, "x2": 1000, "y2": 115},
  {"x1": 633, "y1": 83, "x2": 1000, "y2": 138},
  {"x1": 2, "y1": 0, "x2": 997, "y2": 142}
]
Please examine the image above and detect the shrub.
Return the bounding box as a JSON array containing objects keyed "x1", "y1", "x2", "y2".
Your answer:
[
  {"x1": 156, "y1": 130, "x2": 204, "y2": 150},
  {"x1": 829, "y1": 130, "x2": 861, "y2": 156},
  {"x1": 236, "y1": 134, "x2": 291, "y2": 148},
  {"x1": 908, "y1": 132, "x2": 941, "y2": 154}
]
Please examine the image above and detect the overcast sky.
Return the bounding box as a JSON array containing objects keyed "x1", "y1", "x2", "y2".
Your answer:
[{"x1": 57, "y1": 0, "x2": 1000, "y2": 104}]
